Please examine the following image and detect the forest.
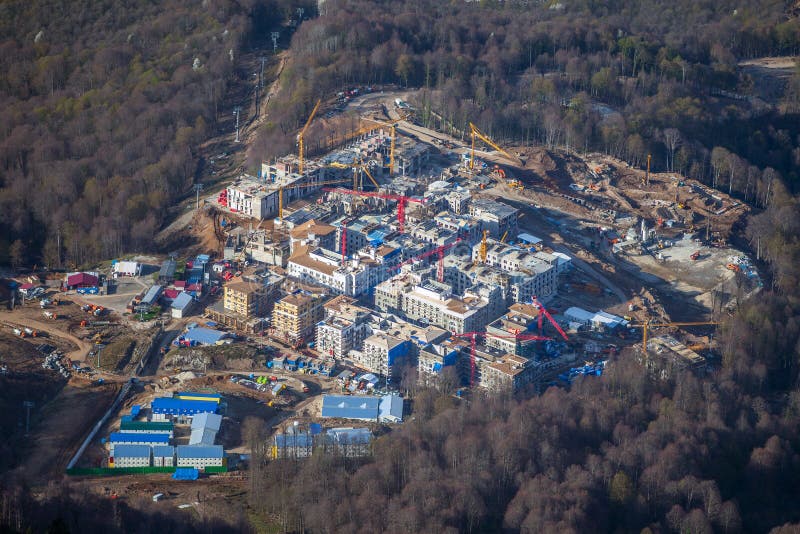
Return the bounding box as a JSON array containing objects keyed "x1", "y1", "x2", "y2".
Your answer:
[{"x1": 0, "y1": 0, "x2": 308, "y2": 268}]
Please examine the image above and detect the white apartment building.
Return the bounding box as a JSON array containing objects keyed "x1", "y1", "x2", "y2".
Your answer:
[{"x1": 315, "y1": 296, "x2": 373, "y2": 359}]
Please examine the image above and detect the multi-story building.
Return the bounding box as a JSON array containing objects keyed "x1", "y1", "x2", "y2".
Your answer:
[
  {"x1": 418, "y1": 338, "x2": 464, "y2": 386},
  {"x1": 350, "y1": 333, "x2": 409, "y2": 381},
  {"x1": 223, "y1": 280, "x2": 271, "y2": 317},
  {"x1": 287, "y1": 246, "x2": 388, "y2": 297},
  {"x1": 445, "y1": 190, "x2": 471, "y2": 215},
  {"x1": 290, "y1": 219, "x2": 338, "y2": 254},
  {"x1": 485, "y1": 303, "x2": 542, "y2": 358},
  {"x1": 315, "y1": 295, "x2": 373, "y2": 359},
  {"x1": 244, "y1": 231, "x2": 291, "y2": 267},
  {"x1": 469, "y1": 198, "x2": 518, "y2": 238},
  {"x1": 480, "y1": 353, "x2": 538, "y2": 393},
  {"x1": 467, "y1": 240, "x2": 559, "y2": 303},
  {"x1": 393, "y1": 278, "x2": 502, "y2": 334},
  {"x1": 272, "y1": 291, "x2": 325, "y2": 346}
]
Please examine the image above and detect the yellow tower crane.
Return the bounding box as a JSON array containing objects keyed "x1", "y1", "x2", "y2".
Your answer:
[
  {"x1": 630, "y1": 320, "x2": 719, "y2": 358},
  {"x1": 297, "y1": 99, "x2": 321, "y2": 176},
  {"x1": 479, "y1": 230, "x2": 489, "y2": 263},
  {"x1": 469, "y1": 122, "x2": 519, "y2": 171}
]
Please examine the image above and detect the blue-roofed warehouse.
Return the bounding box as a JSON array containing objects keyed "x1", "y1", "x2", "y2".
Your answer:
[
  {"x1": 109, "y1": 432, "x2": 170, "y2": 446},
  {"x1": 176, "y1": 445, "x2": 224, "y2": 469},
  {"x1": 321, "y1": 395, "x2": 380, "y2": 421},
  {"x1": 174, "y1": 327, "x2": 227, "y2": 347},
  {"x1": 151, "y1": 397, "x2": 218, "y2": 419},
  {"x1": 109, "y1": 444, "x2": 151, "y2": 468}
]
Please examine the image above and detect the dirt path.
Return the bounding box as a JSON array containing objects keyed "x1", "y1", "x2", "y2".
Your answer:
[{"x1": 0, "y1": 311, "x2": 92, "y2": 362}]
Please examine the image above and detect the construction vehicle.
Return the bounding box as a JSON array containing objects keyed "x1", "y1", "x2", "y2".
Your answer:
[
  {"x1": 628, "y1": 320, "x2": 719, "y2": 357},
  {"x1": 690, "y1": 250, "x2": 701, "y2": 261},
  {"x1": 24, "y1": 328, "x2": 38, "y2": 337},
  {"x1": 43, "y1": 311, "x2": 58, "y2": 320},
  {"x1": 93, "y1": 333, "x2": 103, "y2": 344},
  {"x1": 297, "y1": 99, "x2": 321, "y2": 176},
  {"x1": 468, "y1": 122, "x2": 521, "y2": 170},
  {"x1": 13, "y1": 328, "x2": 26, "y2": 338},
  {"x1": 726, "y1": 263, "x2": 741, "y2": 273},
  {"x1": 500, "y1": 231, "x2": 508, "y2": 244}
]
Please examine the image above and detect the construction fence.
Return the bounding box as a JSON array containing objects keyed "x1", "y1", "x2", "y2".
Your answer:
[{"x1": 66, "y1": 465, "x2": 228, "y2": 476}]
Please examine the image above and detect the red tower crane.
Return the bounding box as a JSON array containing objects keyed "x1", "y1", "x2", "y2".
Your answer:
[
  {"x1": 323, "y1": 187, "x2": 425, "y2": 233},
  {"x1": 452, "y1": 331, "x2": 552, "y2": 387},
  {"x1": 388, "y1": 238, "x2": 463, "y2": 281},
  {"x1": 531, "y1": 296, "x2": 569, "y2": 341}
]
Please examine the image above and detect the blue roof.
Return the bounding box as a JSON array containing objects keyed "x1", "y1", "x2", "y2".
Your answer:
[
  {"x1": 517, "y1": 232, "x2": 542, "y2": 244},
  {"x1": 172, "y1": 292, "x2": 193, "y2": 310},
  {"x1": 153, "y1": 446, "x2": 175, "y2": 457},
  {"x1": 327, "y1": 427, "x2": 372, "y2": 445},
  {"x1": 109, "y1": 432, "x2": 170, "y2": 444},
  {"x1": 130, "y1": 405, "x2": 141, "y2": 417},
  {"x1": 182, "y1": 327, "x2": 226, "y2": 345},
  {"x1": 177, "y1": 445, "x2": 224, "y2": 459},
  {"x1": 151, "y1": 397, "x2": 219, "y2": 414},
  {"x1": 172, "y1": 467, "x2": 199, "y2": 480},
  {"x1": 142, "y1": 285, "x2": 162, "y2": 305},
  {"x1": 189, "y1": 428, "x2": 217, "y2": 446},
  {"x1": 321, "y1": 395, "x2": 380, "y2": 421},
  {"x1": 275, "y1": 432, "x2": 313, "y2": 448},
  {"x1": 379, "y1": 394, "x2": 404, "y2": 422},
  {"x1": 309, "y1": 423, "x2": 323, "y2": 435},
  {"x1": 111, "y1": 444, "x2": 151, "y2": 458}
]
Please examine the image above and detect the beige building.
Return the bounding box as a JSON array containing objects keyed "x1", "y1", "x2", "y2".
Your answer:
[
  {"x1": 223, "y1": 281, "x2": 270, "y2": 317},
  {"x1": 272, "y1": 292, "x2": 325, "y2": 346},
  {"x1": 315, "y1": 295, "x2": 372, "y2": 359},
  {"x1": 480, "y1": 353, "x2": 538, "y2": 393},
  {"x1": 350, "y1": 333, "x2": 408, "y2": 380}
]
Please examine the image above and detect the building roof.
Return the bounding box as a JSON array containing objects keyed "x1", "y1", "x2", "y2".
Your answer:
[
  {"x1": 321, "y1": 395, "x2": 380, "y2": 421},
  {"x1": 517, "y1": 232, "x2": 542, "y2": 245},
  {"x1": 225, "y1": 281, "x2": 264, "y2": 295},
  {"x1": 142, "y1": 285, "x2": 162, "y2": 305},
  {"x1": 191, "y1": 412, "x2": 222, "y2": 432},
  {"x1": 278, "y1": 292, "x2": 316, "y2": 308},
  {"x1": 182, "y1": 327, "x2": 226, "y2": 345},
  {"x1": 119, "y1": 421, "x2": 174, "y2": 433},
  {"x1": 153, "y1": 446, "x2": 175, "y2": 457},
  {"x1": 178, "y1": 392, "x2": 222, "y2": 403},
  {"x1": 109, "y1": 432, "x2": 170, "y2": 443},
  {"x1": 111, "y1": 444, "x2": 151, "y2": 459},
  {"x1": 163, "y1": 289, "x2": 180, "y2": 300},
  {"x1": 151, "y1": 397, "x2": 219, "y2": 413},
  {"x1": 160, "y1": 259, "x2": 177, "y2": 278},
  {"x1": 189, "y1": 428, "x2": 218, "y2": 446},
  {"x1": 289, "y1": 252, "x2": 338, "y2": 276},
  {"x1": 172, "y1": 292, "x2": 194, "y2": 310},
  {"x1": 67, "y1": 272, "x2": 98, "y2": 287},
  {"x1": 177, "y1": 445, "x2": 224, "y2": 459},
  {"x1": 290, "y1": 219, "x2": 337, "y2": 238},
  {"x1": 379, "y1": 394, "x2": 404, "y2": 422}
]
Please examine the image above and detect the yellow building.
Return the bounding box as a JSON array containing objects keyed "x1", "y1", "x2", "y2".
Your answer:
[
  {"x1": 223, "y1": 281, "x2": 269, "y2": 317},
  {"x1": 272, "y1": 292, "x2": 324, "y2": 346}
]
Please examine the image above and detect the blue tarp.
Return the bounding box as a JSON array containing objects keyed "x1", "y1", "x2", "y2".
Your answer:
[
  {"x1": 172, "y1": 467, "x2": 199, "y2": 481},
  {"x1": 130, "y1": 405, "x2": 141, "y2": 417},
  {"x1": 309, "y1": 423, "x2": 323, "y2": 435}
]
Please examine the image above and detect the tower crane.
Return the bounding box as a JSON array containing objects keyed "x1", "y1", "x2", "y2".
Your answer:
[
  {"x1": 322, "y1": 188, "x2": 425, "y2": 233},
  {"x1": 531, "y1": 296, "x2": 569, "y2": 341},
  {"x1": 387, "y1": 238, "x2": 463, "y2": 282},
  {"x1": 468, "y1": 122, "x2": 519, "y2": 171},
  {"x1": 479, "y1": 230, "x2": 488, "y2": 263},
  {"x1": 297, "y1": 99, "x2": 321, "y2": 176},
  {"x1": 452, "y1": 331, "x2": 552, "y2": 387},
  {"x1": 628, "y1": 320, "x2": 719, "y2": 357}
]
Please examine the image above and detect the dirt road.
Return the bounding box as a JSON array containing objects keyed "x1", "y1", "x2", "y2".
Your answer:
[{"x1": 0, "y1": 311, "x2": 92, "y2": 362}]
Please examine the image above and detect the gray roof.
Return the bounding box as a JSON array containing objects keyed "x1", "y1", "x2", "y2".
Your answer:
[
  {"x1": 112, "y1": 444, "x2": 151, "y2": 459},
  {"x1": 275, "y1": 432, "x2": 313, "y2": 448},
  {"x1": 172, "y1": 292, "x2": 193, "y2": 310},
  {"x1": 153, "y1": 446, "x2": 175, "y2": 458},
  {"x1": 159, "y1": 259, "x2": 177, "y2": 278},
  {"x1": 177, "y1": 445, "x2": 224, "y2": 459},
  {"x1": 141, "y1": 285, "x2": 163, "y2": 306},
  {"x1": 321, "y1": 395, "x2": 380, "y2": 421},
  {"x1": 379, "y1": 394, "x2": 404, "y2": 422},
  {"x1": 191, "y1": 412, "x2": 222, "y2": 432},
  {"x1": 189, "y1": 428, "x2": 217, "y2": 446},
  {"x1": 327, "y1": 427, "x2": 372, "y2": 445}
]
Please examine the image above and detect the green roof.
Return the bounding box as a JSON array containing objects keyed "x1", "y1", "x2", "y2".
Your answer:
[{"x1": 119, "y1": 421, "x2": 174, "y2": 432}]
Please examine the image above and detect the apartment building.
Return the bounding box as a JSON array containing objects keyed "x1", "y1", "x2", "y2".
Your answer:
[
  {"x1": 349, "y1": 333, "x2": 409, "y2": 381},
  {"x1": 485, "y1": 303, "x2": 542, "y2": 358},
  {"x1": 289, "y1": 219, "x2": 338, "y2": 254},
  {"x1": 469, "y1": 198, "x2": 518, "y2": 238},
  {"x1": 271, "y1": 291, "x2": 325, "y2": 346},
  {"x1": 244, "y1": 231, "x2": 291, "y2": 267},
  {"x1": 468, "y1": 240, "x2": 559, "y2": 302},
  {"x1": 223, "y1": 281, "x2": 270, "y2": 317},
  {"x1": 315, "y1": 296, "x2": 373, "y2": 359},
  {"x1": 418, "y1": 338, "x2": 463, "y2": 386},
  {"x1": 287, "y1": 246, "x2": 384, "y2": 297},
  {"x1": 400, "y1": 279, "x2": 501, "y2": 334},
  {"x1": 480, "y1": 353, "x2": 538, "y2": 393}
]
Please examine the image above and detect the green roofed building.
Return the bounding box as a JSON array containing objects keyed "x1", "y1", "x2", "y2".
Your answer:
[{"x1": 119, "y1": 420, "x2": 174, "y2": 437}]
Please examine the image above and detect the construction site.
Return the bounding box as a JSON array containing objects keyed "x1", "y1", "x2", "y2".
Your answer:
[{"x1": 0, "y1": 86, "x2": 759, "y2": 507}]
